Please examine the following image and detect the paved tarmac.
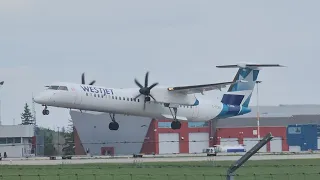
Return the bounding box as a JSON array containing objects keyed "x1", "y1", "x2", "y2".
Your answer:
[{"x1": 0, "y1": 154, "x2": 319, "y2": 165}]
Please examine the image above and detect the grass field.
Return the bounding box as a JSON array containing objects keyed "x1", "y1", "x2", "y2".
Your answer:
[{"x1": 1, "y1": 158, "x2": 320, "y2": 180}]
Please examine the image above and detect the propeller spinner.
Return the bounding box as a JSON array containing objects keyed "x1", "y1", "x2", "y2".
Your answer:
[
  {"x1": 133, "y1": 72, "x2": 159, "y2": 110},
  {"x1": 81, "y1": 73, "x2": 96, "y2": 85}
]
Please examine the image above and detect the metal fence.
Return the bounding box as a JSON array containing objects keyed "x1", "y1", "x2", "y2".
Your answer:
[
  {"x1": 0, "y1": 172, "x2": 319, "y2": 180},
  {"x1": 1, "y1": 164, "x2": 320, "y2": 180}
]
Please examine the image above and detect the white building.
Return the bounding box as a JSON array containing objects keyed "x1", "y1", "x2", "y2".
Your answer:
[{"x1": 0, "y1": 124, "x2": 35, "y2": 157}]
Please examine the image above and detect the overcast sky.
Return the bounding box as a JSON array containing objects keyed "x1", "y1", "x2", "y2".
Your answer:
[{"x1": 0, "y1": 0, "x2": 318, "y2": 129}]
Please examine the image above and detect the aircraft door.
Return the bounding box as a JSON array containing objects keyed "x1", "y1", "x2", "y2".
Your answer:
[
  {"x1": 73, "y1": 91, "x2": 82, "y2": 105},
  {"x1": 70, "y1": 85, "x2": 82, "y2": 105}
]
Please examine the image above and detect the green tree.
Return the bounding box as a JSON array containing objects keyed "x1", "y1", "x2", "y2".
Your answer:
[
  {"x1": 21, "y1": 103, "x2": 35, "y2": 125},
  {"x1": 62, "y1": 119, "x2": 75, "y2": 155},
  {"x1": 61, "y1": 126, "x2": 66, "y2": 135}
]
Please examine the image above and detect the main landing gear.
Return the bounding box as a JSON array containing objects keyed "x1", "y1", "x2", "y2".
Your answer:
[
  {"x1": 42, "y1": 105, "x2": 49, "y2": 115},
  {"x1": 109, "y1": 113, "x2": 119, "y2": 131},
  {"x1": 168, "y1": 106, "x2": 181, "y2": 130}
]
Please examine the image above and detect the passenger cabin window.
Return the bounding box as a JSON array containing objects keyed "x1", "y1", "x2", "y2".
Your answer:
[
  {"x1": 58, "y1": 86, "x2": 68, "y2": 91},
  {"x1": 48, "y1": 85, "x2": 59, "y2": 90}
]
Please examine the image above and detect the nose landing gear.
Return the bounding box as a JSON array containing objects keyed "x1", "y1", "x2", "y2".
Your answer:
[{"x1": 42, "y1": 105, "x2": 49, "y2": 115}]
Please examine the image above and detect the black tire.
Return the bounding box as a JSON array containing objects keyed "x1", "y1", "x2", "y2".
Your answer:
[{"x1": 109, "y1": 122, "x2": 119, "y2": 130}]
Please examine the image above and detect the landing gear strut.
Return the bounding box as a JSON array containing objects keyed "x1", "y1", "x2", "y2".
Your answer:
[
  {"x1": 42, "y1": 105, "x2": 49, "y2": 115},
  {"x1": 169, "y1": 107, "x2": 181, "y2": 130},
  {"x1": 108, "y1": 113, "x2": 119, "y2": 131}
]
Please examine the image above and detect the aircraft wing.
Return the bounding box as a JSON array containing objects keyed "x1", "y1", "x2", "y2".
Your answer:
[{"x1": 167, "y1": 80, "x2": 238, "y2": 94}]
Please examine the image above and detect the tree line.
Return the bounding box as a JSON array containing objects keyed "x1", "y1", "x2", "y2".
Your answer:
[{"x1": 20, "y1": 103, "x2": 75, "y2": 156}]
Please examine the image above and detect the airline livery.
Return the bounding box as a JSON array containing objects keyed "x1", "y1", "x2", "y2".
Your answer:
[{"x1": 34, "y1": 63, "x2": 284, "y2": 130}]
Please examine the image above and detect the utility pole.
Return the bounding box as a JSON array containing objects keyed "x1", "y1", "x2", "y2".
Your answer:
[
  {"x1": 256, "y1": 81, "x2": 262, "y2": 139},
  {"x1": 32, "y1": 93, "x2": 37, "y2": 156},
  {"x1": 32, "y1": 93, "x2": 37, "y2": 126},
  {"x1": 58, "y1": 126, "x2": 60, "y2": 156},
  {"x1": 0, "y1": 99, "x2": 1, "y2": 125},
  {"x1": 0, "y1": 81, "x2": 4, "y2": 125}
]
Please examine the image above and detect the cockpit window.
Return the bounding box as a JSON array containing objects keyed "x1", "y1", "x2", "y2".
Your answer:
[
  {"x1": 58, "y1": 86, "x2": 68, "y2": 91},
  {"x1": 48, "y1": 86, "x2": 59, "y2": 90}
]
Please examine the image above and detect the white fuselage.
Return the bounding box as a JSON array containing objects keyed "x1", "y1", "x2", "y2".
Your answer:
[{"x1": 34, "y1": 83, "x2": 225, "y2": 122}]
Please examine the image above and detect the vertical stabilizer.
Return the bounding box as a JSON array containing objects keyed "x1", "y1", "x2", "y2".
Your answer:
[{"x1": 217, "y1": 63, "x2": 284, "y2": 108}]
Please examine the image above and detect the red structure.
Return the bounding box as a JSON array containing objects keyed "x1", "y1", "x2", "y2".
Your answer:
[
  {"x1": 74, "y1": 118, "x2": 289, "y2": 155},
  {"x1": 215, "y1": 126, "x2": 289, "y2": 151},
  {"x1": 140, "y1": 119, "x2": 212, "y2": 154}
]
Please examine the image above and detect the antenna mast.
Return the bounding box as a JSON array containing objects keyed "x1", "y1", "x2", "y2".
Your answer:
[{"x1": 32, "y1": 93, "x2": 37, "y2": 126}]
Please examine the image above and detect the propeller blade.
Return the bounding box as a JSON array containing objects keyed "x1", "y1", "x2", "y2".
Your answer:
[
  {"x1": 145, "y1": 71, "x2": 149, "y2": 87},
  {"x1": 134, "y1": 79, "x2": 144, "y2": 89},
  {"x1": 81, "y1": 73, "x2": 85, "y2": 84},
  {"x1": 143, "y1": 98, "x2": 147, "y2": 110},
  {"x1": 149, "y1": 94, "x2": 157, "y2": 102},
  {"x1": 89, "y1": 80, "x2": 96, "y2": 85},
  {"x1": 133, "y1": 93, "x2": 142, "y2": 100},
  {"x1": 148, "y1": 82, "x2": 158, "y2": 90}
]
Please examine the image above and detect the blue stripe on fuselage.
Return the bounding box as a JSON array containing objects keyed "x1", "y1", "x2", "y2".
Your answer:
[{"x1": 216, "y1": 104, "x2": 251, "y2": 119}]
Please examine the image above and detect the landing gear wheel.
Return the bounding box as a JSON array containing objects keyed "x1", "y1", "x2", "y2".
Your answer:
[
  {"x1": 109, "y1": 113, "x2": 119, "y2": 130},
  {"x1": 42, "y1": 109, "x2": 49, "y2": 115},
  {"x1": 109, "y1": 122, "x2": 119, "y2": 130},
  {"x1": 171, "y1": 121, "x2": 181, "y2": 130},
  {"x1": 168, "y1": 106, "x2": 181, "y2": 129},
  {"x1": 42, "y1": 105, "x2": 49, "y2": 115}
]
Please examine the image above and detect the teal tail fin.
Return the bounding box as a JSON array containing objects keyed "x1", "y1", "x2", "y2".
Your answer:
[{"x1": 217, "y1": 63, "x2": 284, "y2": 107}]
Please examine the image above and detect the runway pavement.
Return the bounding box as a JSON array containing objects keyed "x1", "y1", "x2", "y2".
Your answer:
[{"x1": 0, "y1": 154, "x2": 320, "y2": 165}]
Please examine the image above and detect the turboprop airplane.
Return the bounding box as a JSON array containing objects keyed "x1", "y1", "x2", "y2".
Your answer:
[{"x1": 33, "y1": 63, "x2": 284, "y2": 131}]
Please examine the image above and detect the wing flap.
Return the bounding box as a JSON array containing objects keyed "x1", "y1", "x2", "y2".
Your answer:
[
  {"x1": 167, "y1": 81, "x2": 237, "y2": 94},
  {"x1": 161, "y1": 114, "x2": 188, "y2": 121}
]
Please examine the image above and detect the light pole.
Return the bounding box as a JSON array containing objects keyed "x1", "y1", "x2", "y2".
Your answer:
[
  {"x1": 57, "y1": 126, "x2": 60, "y2": 156},
  {"x1": 256, "y1": 80, "x2": 262, "y2": 139},
  {"x1": 0, "y1": 81, "x2": 4, "y2": 125}
]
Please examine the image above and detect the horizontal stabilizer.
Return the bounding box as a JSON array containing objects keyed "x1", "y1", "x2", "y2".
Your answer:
[
  {"x1": 161, "y1": 114, "x2": 188, "y2": 121},
  {"x1": 216, "y1": 63, "x2": 285, "y2": 69}
]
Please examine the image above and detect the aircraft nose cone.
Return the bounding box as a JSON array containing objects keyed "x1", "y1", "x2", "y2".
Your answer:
[
  {"x1": 33, "y1": 95, "x2": 42, "y2": 104},
  {"x1": 33, "y1": 94, "x2": 48, "y2": 104}
]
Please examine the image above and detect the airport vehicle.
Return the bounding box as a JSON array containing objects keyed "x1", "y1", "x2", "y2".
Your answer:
[
  {"x1": 34, "y1": 63, "x2": 283, "y2": 130},
  {"x1": 205, "y1": 145, "x2": 246, "y2": 156}
]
